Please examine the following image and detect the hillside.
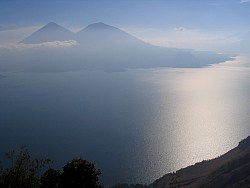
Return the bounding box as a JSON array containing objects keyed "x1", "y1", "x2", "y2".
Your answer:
[
  {"x1": 149, "y1": 136, "x2": 250, "y2": 188},
  {"x1": 112, "y1": 136, "x2": 250, "y2": 188}
]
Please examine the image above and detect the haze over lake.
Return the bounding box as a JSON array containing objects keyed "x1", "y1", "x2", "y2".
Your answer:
[
  {"x1": 1, "y1": 0, "x2": 250, "y2": 186},
  {"x1": 1, "y1": 55, "x2": 250, "y2": 185}
]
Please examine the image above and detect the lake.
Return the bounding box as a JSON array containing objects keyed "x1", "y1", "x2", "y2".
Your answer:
[{"x1": 1, "y1": 55, "x2": 250, "y2": 185}]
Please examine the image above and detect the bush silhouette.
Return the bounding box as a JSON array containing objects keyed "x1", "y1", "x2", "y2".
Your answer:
[
  {"x1": 0, "y1": 148, "x2": 103, "y2": 188},
  {"x1": 0, "y1": 146, "x2": 51, "y2": 188},
  {"x1": 41, "y1": 168, "x2": 61, "y2": 188},
  {"x1": 60, "y1": 158, "x2": 102, "y2": 188}
]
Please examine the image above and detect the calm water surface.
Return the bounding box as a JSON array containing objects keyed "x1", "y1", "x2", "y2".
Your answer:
[{"x1": 1, "y1": 55, "x2": 250, "y2": 185}]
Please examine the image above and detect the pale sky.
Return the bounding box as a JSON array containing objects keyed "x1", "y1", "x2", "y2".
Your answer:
[{"x1": 0, "y1": 0, "x2": 249, "y2": 51}]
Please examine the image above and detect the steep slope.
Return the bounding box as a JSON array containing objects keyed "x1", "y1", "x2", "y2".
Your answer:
[
  {"x1": 75, "y1": 22, "x2": 206, "y2": 69},
  {"x1": 149, "y1": 136, "x2": 250, "y2": 188},
  {"x1": 76, "y1": 22, "x2": 148, "y2": 48},
  {"x1": 20, "y1": 22, "x2": 75, "y2": 44}
]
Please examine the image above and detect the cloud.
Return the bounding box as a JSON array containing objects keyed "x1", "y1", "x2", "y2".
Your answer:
[
  {"x1": 0, "y1": 40, "x2": 78, "y2": 51},
  {"x1": 240, "y1": 0, "x2": 250, "y2": 3},
  {"x1": 174, "y1": 27, "x2": 187, "y2": 32}
]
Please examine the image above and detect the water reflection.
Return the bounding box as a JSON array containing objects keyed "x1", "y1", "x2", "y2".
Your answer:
[
  {"x1": 0, "y1": 55, "x2": 250, "y2": 185},
  {"x1": 139, "y1": 55, "x2": 250, "y2": 182}
]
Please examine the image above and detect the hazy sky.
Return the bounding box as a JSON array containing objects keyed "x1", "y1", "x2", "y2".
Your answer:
[{"x1": 0, "y1": 0, "x2": 250, "y2": 50}]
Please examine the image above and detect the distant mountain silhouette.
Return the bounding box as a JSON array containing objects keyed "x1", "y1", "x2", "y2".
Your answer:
[
  {"x1": 21, "y1": 22, "x2": 75, "y2": 44},
  {"x1": 76, "y1": 22, "x2": 148, "y2": 48},
  {"x1": 5, "y1": 22, "x2": 234, "y2": 72},
  {"x1": 75, "y1": 22, "x2": 204, "y2": 69}
]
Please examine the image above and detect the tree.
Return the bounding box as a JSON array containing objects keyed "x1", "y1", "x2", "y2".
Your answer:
[
  {"x1": 0, "y1": 147, "x2": 103, "y2": 188},
  {"x1": 0, "y1": 146, "x2": 51, "y2": 188},
  {"x1": 60, "y1": 158, "x2": 102, "y2": 188},
  {"x1": 41, "y1": 168, "x2": 61, "y2": 188}
]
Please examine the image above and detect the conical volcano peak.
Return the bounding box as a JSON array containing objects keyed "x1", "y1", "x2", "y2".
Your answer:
[
  {"x1": 84, "y1": 22, "x2": 117, "y2": 31},
  {"x1": 40, "y1": 22, "x2": 70, "y2": 31},
  {"x1": 77, "y1": 22, "x2": 130, "y2": 37},
  {"x1": 44, "y1": 22, "x2": 61, "y2": 28},
  {"x1": 76, "y1": 22, "x2": 147, "y2": 47},
  {"x1": 46, "y1": 22, "x2": 58, "y2": 26},
  {"x1": 20, "y1": 22, "x2": 75, "y2": 44}
]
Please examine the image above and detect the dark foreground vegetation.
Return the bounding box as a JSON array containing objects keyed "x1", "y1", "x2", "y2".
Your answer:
[
  {"x1": 0, "y1": 146, "x2": 102, "y2": 188},
  {"x1": 1, "y1": 136, "x2": 250, "y2": 188}
]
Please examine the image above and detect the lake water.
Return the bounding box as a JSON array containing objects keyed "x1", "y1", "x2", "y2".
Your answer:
[{"x1": 1, "y1": 55, "x2": 250, "y2": 185}]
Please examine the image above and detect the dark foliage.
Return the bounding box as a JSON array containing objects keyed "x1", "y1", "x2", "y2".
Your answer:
[
  {"x1": 41, "y1": 168, "x2": 61, "y2": 188},
  {"x1": 60, "y1": 158, "x2": 102, "y2": 188},
  {"x1": 0, "y1": 146, "x2": 51, "y2": 188},
  {"x1": 0, "y1": 148, "x2": 103, "y2": 188}
]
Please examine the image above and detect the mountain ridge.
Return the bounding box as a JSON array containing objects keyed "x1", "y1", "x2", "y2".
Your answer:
[
  {"x1": 20, "y1": 22, "x2": 150, "y2": 48},
  {"x1": 1, "y1": 22, "x2": 234, "y2": 72},
  {"x1": 21, "y1": 22, "x2": 75, "y2": 44}
]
